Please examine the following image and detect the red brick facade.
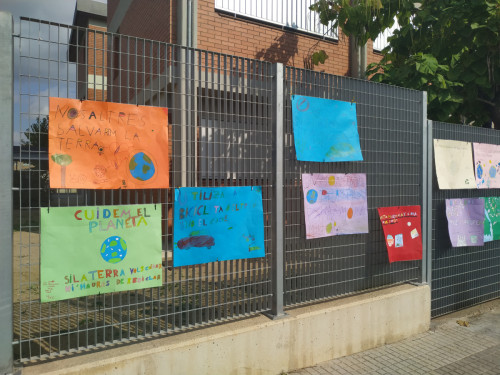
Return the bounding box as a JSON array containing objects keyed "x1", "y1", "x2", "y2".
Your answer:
[
  {"x1": 108, "y1": 0, "x2": 382, "y2": 76},
  {"x1": 367, "y1": 44, "x2": 383, "y2": 68},
  {"x1": 87, "y1": 24, "x2": 108, "y2": 101},
  {"x1": 197, "y1": 0, "x2": 349, "y2": 75},
  {"x1": 108, "y1": 0, "x2": 177, "y2": 44}
]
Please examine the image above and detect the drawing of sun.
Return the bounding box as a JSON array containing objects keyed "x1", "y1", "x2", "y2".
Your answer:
[{"x1": 100, "y1": 236, "x2": 128, "y2": 263}]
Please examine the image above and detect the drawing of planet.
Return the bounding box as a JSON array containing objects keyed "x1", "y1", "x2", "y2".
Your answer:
[
  {"x1": 129, "y1": 152, "x2": 155, "y2": 181},
  {"x1": 306, "y1": 189, "x2": 318, "y2": 204},
  {"x1": 477, "y1": 164, "x2": 483, "y2": 179},
  {"x1": 489, "y1": 166, "x2": 496, "y2": 178},
  {"x1": 100, "y1": 236, "x2": 127, "y2": 263}
]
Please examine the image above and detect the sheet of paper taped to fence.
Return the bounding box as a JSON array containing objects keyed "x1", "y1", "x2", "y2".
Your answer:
[
  {"x1": 473, "y1": 142, "x2": 500, "y2": 189},
  {"x1": 483, "y1": 197, "x2": 500, "y2": 242},
  {"x1": 291, "y1": 95, "x2": 363, "y2": 162},
  {"x1": 302, "y1": 173, "x2": 368, "y2": 239},
  {"x1": 445, "y1": 198, "x2": 484, "y2": 247},
  {"x1": 48, "y1": 98, "x2": 169, "y2": 189},
  {"x1": 377, "y1": 206, "x2": 422, "y2": 263},
  {"x1": 433, "y1": 139, "x2": 475, "y2": 189},
  {"x1": 40, "y1": 204, "x2": 162, "y2": 302},
  {"x1": 173, "y1": 186, "x2": 266, "y2": 267}
]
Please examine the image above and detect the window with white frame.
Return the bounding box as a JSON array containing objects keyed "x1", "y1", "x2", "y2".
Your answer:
[
  {"x1": 215, "y1": 0, "x2": 338, "y2": 40},
  {"x1": 373, "y1": 20, "x2": 398, "y2": 52}
]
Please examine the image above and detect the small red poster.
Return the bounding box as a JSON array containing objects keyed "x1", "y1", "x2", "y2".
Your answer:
[{"x1": 377, "y1": 206, "x2": 422, "y2": 263}]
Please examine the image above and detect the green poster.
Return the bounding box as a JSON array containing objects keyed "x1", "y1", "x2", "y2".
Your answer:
[
  {"x1": 41, "y1": 204, "x2": 162, "y2": 302},
  {"x1": 483, "y1": 197, "x2": 500, "y2": 242}
]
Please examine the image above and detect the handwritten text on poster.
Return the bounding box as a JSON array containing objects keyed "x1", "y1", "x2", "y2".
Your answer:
[
  {"x1": 41, "y1": 204, "x2": 162, "y2": 302},
  {"x1": 49, "y1": 98, "x2": 169, "y2": 189}
]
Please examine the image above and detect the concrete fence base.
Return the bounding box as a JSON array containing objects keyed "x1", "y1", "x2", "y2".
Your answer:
[{"x1": 22, "y1": 284, "x2": 430, "y2": 375}]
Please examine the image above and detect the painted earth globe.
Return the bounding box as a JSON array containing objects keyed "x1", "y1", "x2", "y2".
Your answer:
[
  {"x1": 306, "y1": 189, "x2": 318, "y2": 204},
  {"x1": 100, "y1": 236, "x2": 127, "y2": 264},
  {"x1": 129, "y1": 152, "x2": 155, "y2": 181}
]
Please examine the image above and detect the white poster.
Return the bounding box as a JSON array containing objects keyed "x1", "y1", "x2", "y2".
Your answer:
[{"x1": 433, "y1": 139, "x2": 476, "y2": 189}]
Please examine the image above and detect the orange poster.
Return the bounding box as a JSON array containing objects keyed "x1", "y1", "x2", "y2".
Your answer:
[{"x1": 49, "y1": 98, "x2": 169, "y2": 189}]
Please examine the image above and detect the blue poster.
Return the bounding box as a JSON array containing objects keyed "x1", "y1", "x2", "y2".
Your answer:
[
  {"x1": 173, "y1": 186, "x2": 266, "y2": 267},
  {"x1": 291, "y1": 95, "x2": 363, "y2": 162}
]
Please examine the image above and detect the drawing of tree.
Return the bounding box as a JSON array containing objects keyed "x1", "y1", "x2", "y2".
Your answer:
[{"x1": 51, "y1": 154, "x2": 72, "y2": 188}]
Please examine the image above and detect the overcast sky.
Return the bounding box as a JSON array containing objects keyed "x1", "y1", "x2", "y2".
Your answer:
[
  {"x1": 1, "y1": 0, "x2": 106, "y2": 145},
  {"x1": 0, "y1": 0, "x2": 78, "y2": 27},
  {"x1": 0, "y1": 0, "x2": 107, "y2": 29}
]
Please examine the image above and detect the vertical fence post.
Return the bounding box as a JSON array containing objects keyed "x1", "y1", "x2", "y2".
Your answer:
[
  {"x1": 424, "y1": 119, "x2": 433, "y2": 285},
  {"x1": 421, "y1": 92, "x2": 432, "y2": 285},
  {"x1": 0, "y1": 11, "x2": 13, "y2": 375},
  {"x1": 268, "y1": 63, "x2": 287, "y2": 319}
]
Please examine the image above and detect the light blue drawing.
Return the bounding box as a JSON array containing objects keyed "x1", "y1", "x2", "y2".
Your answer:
[
  {"x1": 291, "y1": 95, "x2": 363, "y2": 162},
  {"x1": 173, "y1": 186, "x2": 266, "y2": 267},
  {"x1": 129, "y1": 152, "x2": 155, "y2": 181},
  {"x1": 100, "y1": 236, "x2": 127, "y2": 263},
  {"x1": 306, "y1": 189, "x2": 318, "y2": 204},
  {"x1": 395, "y1": 233, "x2": 404, "y2": 248}
]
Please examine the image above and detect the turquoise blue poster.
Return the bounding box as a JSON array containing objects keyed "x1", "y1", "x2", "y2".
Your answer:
[
  {"x1": 173, "y1": 186, "x2": 266, "y2": 267},
  {"x1": 291, "y1": 95, "x2": 363, "y2": 162}
]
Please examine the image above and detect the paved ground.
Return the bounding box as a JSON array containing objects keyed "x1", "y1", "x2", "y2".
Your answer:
[{"x1": 290, "y1": 300, "x2": 500, "y2": 375}]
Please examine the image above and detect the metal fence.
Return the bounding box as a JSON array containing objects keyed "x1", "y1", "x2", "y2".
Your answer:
[
  {"x1": 283, "y1": 68, "x2": 426, "y2": 305},
  {"x1": 7, "y1": 17, "x2": 429, "y2": 365},
  {"x1": 431, "y1": 121, "x2": 500, "y2": 317},
  {"x1": 12, "y1": 18, "x2": 275, "y2": 362}
]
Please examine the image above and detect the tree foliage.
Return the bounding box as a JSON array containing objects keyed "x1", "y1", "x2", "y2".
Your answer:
[
  {"x1": 22, "y1": 116, "x2": 48, "y2": 148},
  {"x1": 311, "y1": 0, "x2": 500, "y2": 126},
  {"x1": 310, "y1": 0, "x2": 413, "y2": 44}
]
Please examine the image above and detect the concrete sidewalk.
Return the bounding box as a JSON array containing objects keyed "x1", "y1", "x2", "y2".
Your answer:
[{"x1": 290, "y1": 299, "x2": 500, "y2": 375}]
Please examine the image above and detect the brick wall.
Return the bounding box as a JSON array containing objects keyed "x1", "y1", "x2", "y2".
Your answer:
[
  {"x1": 87, "y1": 24, "x2": 108, "y2": 101},
  {"x1": 108, "y1": 0, "x2": 176, "y2": 44},
  {"x1": 367, "y1": 40, "x2": 383, "y2": 68},
  {"x1": 197, "y1": 0, "x2": 349, "y2": 75},
  {"x1": 108, "y1": 0, "x2": 382, "y2": 76},
  {"x1": 197, "y1": 0, "x2": 382, "y2": 75},
  {"x1": 107, "y1": 0, "x2": 175, "y2": 103}
]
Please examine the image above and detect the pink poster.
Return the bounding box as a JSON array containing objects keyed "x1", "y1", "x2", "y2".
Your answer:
[
  {"x1": 302, "y1": 173, "x2": 369, "y2": 239},
  {"x1": 473, "y1": 143, "x2": 500, "y2": 189}
]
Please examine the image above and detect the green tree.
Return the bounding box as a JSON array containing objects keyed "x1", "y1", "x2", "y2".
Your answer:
[
  {"x1": 16, "y1": 116, "x2": 50, "y2": 209},
  {"x1": 311, "y1": 0, "x2": 500, "y2": 126},
  {"x1": 310, "y1": 0, "x2": 411, "y2": 47},
  {"x1": 22, "y1": 116, "x2": 49, "y2": 148}
]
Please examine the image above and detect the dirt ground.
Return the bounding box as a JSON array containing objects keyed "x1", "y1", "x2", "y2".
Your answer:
[{"x1": 13, "y1": 231, "x2": 41, "y2": 303}]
